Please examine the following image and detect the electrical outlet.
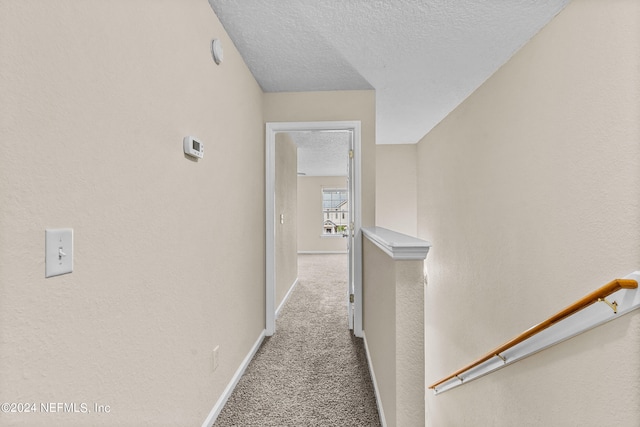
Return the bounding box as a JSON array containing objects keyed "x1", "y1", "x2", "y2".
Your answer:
[{"x1": 213, "y1": 346, "x2": 219, "y2": 372}]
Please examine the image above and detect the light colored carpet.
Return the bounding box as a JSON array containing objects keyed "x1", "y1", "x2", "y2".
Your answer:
[{"x1": 214, "y1": 254, "x2": 381, "y2": 426}]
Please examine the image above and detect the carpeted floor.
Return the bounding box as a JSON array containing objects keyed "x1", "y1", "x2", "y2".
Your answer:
[{"x1": 214, "y1": 254, "x2": 381, "y2": 426}]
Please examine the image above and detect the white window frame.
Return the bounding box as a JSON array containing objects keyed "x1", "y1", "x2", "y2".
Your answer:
[{"x1": 322, "y1": 187, "x2": 348, "y2": 237}]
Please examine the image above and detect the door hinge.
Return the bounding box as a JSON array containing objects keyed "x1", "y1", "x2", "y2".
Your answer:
[
  {"x1": 349, "y1": 149, "x2": 354, "y2": 159},
  {"x1": 350, "y1": 294, "x2": 355, "y2": 303}
]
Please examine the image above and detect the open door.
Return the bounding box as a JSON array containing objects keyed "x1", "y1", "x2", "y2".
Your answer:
[{"x1": 346, "y1": 131, "x2": 355, "y2": 330}]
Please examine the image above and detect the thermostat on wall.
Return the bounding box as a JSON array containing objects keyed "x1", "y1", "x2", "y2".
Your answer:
[{"x1": 183, "y1": 136, "x2": 204, "y2": 159}]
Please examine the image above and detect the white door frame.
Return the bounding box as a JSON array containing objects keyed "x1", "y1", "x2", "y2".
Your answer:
[{"x1": 265, "y1": 121, "x2": 363, "y2": 337}]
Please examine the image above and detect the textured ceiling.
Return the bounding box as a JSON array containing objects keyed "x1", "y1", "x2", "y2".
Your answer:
[
  {"x1": 287, "y1": 131, "x2": 350, "y2": 177},
  {"x1": 208, "y1": 0, "x2": 568, "y2": 144}
]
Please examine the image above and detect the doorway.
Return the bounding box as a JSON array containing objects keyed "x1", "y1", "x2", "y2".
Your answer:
[{"x1": 265, "y1": 121, "x2": 363, "y2": 338}]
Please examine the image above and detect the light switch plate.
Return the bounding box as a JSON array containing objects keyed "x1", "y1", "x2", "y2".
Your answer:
[{"x1": 45, "y1": 228, "x2": 73, "y2": 278}]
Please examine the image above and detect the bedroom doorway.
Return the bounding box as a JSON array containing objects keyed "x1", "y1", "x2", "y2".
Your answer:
[{"x1": 265, "y1": 121, "x2": 363, "y2": 338}]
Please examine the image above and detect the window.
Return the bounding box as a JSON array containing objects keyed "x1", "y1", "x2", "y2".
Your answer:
[{"x1": 322, "y1": 188, "x2": 348, "y2": 235}]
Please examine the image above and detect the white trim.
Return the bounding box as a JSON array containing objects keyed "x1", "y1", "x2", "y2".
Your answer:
[
  {"x1": 201, "y1": 329, "x2": 266, "y2": 427},
  {"x1": 298, "y1": 251, "x2": 349, "y2": 255},
  {"x1": 352, "y1": 123, "x2": 363, "y2": 337},
  {"x1": 362, "y1": 331, "x2": 387, "y2": 427},
  {"x1": 354, "y1": 228, "x2": 363, "y2": 336},
  {"x1": 266, "y1": 123, "x2": 276, "y2": 336},
  {"x1": 266, "y1": 121, "x2": 363, "y2": 337},
  {"x1": 362, "y1": 227, "x2": 431, "y2": 261},
  {"x1": 276, "y1": 278, "x2": 299, "y2": 318}
]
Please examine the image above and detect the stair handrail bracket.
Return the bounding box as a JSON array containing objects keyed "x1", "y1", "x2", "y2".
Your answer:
[{"x1": 428, "y1": 272, "x2": 640, "y2": 395}]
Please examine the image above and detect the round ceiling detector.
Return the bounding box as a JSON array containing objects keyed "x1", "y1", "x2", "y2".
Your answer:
[{"x1": 211, "y1": 39, "x2": 223, "y2": 65}]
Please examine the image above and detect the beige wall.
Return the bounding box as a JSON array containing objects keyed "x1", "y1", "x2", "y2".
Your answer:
[
  {"x1": 264, "y1": 91, "x2": 376, "y2": 228},
  {"x1": 298, "y1": 176, "x2": 348, "y2": 253},
  {"x1": 0, "y1": 2, "x2": 265, "y2": 426},
  {"x1": 418, "y1": 0, "x2": 640, "y2": 425},
  {"x1": 275, "y1": 134, "x2": 298, "y2": 307},
  {"x1": 376, "y1": 144, "x2": 418, "y2": 236},
  {"x1": 363, "y1": 237, "x2": 425, "y2": 427},
  {"x1": 362, "y1": 238, "x2": 397, "y2": 426}
]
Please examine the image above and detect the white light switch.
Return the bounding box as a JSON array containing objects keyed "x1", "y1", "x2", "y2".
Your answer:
[{"x1": 45, "y1": 228, "x2": 73, "y2": 278}]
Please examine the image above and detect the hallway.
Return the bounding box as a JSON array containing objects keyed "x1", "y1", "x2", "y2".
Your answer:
[{"x1": 214, "y1": 254, "x2": 380, "y2": 426}]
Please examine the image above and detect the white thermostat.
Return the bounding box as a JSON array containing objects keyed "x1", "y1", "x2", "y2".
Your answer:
[{"x1": 183, "y1": 136, "x2": 204, "y2": 159}]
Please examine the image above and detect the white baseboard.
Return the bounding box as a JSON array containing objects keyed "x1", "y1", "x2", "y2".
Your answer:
[
  {"x1": 201, "y1": 329, "x2": 266, "y2": 427},
  {"x1": 276, "y1": 278, "x2": 299, "y2": 318},
  {"x1": 362, "y1": 331, "x2": 387, "y2": 427},
  {"x1": 297, "y1": 251, "x2": 348, "y2": 254}
]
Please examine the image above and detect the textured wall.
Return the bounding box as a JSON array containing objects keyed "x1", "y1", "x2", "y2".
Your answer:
[
  {"x1": 418, "y1": 0, "x2": 640, "y2": 425},
  {"x1": 297, "y1": 176, "x2": 348, "y2": 253},
  {"x1": 0, "y1": 2, "x2": 265, "y2": 426},
  {"x1": 263, "y1": 91, "x2": 376, "y2": 228},
  {"x1": 375, "y1": 144, "x2": 418, "y2": 236},
  {"x1": 395, "y1": 261, "x2": 425, "y2": 427},
  {"x1": 362, "y1": 238, "x2": 396, "y2": 426},
  {"x1": 362, "y1": 238, "x2": 425, "y2": 427},
  {"x1": 275, "y1": 134, "x2": 298, "y2": 307}
]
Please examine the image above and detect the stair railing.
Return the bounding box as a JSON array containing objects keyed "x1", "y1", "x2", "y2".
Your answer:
[{"x1": 428, "y1": 273, "x2": 640, "y2": 394}]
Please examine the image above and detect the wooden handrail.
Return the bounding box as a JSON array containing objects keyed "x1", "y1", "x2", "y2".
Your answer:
[{"x1": 428, "y1": 278, "x2": 638, "y2": 390}]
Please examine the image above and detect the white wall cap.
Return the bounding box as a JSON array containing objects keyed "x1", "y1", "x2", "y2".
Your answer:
[{"x1": 362, "y1": 227, "x2": 431, "y2": 261}]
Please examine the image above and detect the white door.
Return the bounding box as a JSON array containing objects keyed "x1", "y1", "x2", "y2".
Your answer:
[{"x1": 346, "y1": 132, "x2": 355, "y2": 330}]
